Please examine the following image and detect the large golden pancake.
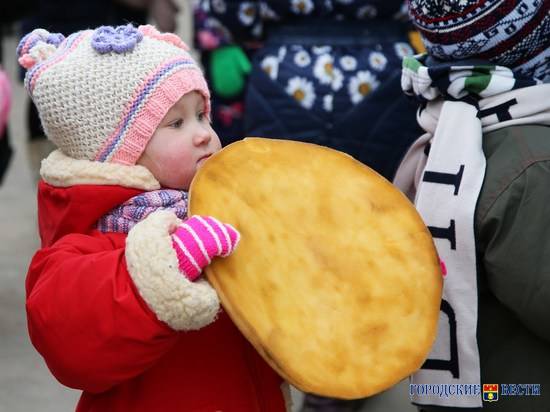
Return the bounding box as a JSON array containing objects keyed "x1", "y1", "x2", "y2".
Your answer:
[{"x1": 188, "y1": 138, "x2": 442, "y2": 399}]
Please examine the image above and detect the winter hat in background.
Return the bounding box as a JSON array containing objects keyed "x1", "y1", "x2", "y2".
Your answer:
[
  {"x1": 407, "y1": 0, "x2": 550, "y2": 81},
  {"x1": 16, "y1": 24, "x2": 210, "y2": 165}
]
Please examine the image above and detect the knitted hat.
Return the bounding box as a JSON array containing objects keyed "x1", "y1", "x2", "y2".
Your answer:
[
  {"x1": 408, "y1": 0, "x2": 550, "y2": 80},
  {"x1": 17, "y1": 24, "x2": 210, "y2": 165}
]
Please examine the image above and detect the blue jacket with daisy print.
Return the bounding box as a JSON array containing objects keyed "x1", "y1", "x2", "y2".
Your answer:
[{"x1": 196, "y1": 0, "x2": 423, "y2": 179}]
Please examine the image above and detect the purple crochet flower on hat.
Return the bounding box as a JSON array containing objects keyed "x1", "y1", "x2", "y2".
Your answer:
[{"x1": 91, "y1": 24, "x2": 143, "y2": 54}]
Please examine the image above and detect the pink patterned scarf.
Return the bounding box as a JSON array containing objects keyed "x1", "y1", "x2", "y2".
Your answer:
[{"x1": 97, "y1": 189, "x2": 188, "y2": 234}]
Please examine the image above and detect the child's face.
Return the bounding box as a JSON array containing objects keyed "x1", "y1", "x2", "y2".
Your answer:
[{"x1": 137, "y1": 91, "x2": 221, "y2": 190}]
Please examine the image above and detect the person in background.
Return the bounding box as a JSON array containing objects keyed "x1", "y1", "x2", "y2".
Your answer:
[
  {"x1": 196, "y1": 1, "x2": 425, "y2": 410},
  {"x1": 195, "y1": 0, "x2": 424, "y2": 180},
  {"x1": 193, "y1": 0, "x2": 255, "y2": 146},
  {"x1": 394, "y1": 1, "x2": 550, "y2": 411},
  {"x1": 0, "y1": 2, "x2": 35, "y2": 184},
  {"x1": 0, "y1": 64, "x2": 12, "y2": 185}
]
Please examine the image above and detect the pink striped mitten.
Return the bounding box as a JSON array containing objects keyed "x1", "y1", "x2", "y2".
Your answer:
[{"x1": 171, "y1": 216, "x2": 240, "y2": 281}]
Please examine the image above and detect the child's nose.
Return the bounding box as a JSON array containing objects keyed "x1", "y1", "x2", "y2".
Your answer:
[{"x1": 193, "y1": 126, "x2": 212, "y2": 146}]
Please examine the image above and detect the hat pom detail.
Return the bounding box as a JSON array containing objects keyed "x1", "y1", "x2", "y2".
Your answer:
[
  {"x1": 138, "y1": 25, "x2": 189, "y2": 51},
  {"x1": 92, "y1": 24, "x2": 144, "y2": 54},
  {"x1": 17, "y1": 29, "x2": 64, "y2": 70},
  {"x1": 18, "y1": 54, "x2": 36, "y2": 69}
]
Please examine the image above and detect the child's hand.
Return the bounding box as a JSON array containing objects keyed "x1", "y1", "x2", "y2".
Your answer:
[{"x1": 171, "y1": 216, "x2": 240, "y2": 281}]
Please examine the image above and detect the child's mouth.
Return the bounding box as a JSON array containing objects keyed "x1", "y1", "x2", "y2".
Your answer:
[{"x1": 197, "y1": 154, "x2": 212, "y2": 166}]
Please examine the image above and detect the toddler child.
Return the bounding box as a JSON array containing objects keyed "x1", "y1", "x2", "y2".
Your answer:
[{"x1": 20, "y1": 24, "x2": 288, "y2": 411}]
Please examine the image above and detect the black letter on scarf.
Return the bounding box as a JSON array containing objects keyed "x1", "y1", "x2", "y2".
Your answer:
[
  {"x1": 478, "y1": 99, "x2": 517, "y2": 122},
  {"x1": 428, "y1": 220, "x2": 456, "y2": 250},
  {"x1": 423, "y1": 165, "x2": 464, "y2": 195},
  {"x1": 421, "y1": 299, "x2": 460, "y2": 379}
]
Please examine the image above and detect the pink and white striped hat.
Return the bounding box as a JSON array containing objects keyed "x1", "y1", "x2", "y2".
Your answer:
[{"x1": 17, "y1": 24, "x2": 210, "y2": 165}]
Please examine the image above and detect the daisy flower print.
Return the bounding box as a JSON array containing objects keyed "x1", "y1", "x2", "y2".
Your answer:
[
  {"x1": 369, "y1": 52, "x2": 387, "y2": 71},
  {"x1": 286, "y1": 77, "x2": 316, "y2": 109},
  {"x1": 261, "y1": 55, "x2": 279, "y2": 80},
  {"x1": 339, "y1": 55, "x2": 357, "y2": 71},
  {"x1": 294, "y1": 50, "x2": 311, "y2": 67},
  {"x1": 348, "y1": 70, "x2": 379, "y2": 104},
  {"x1": 238, "y1": 2, "x2": 256, "y2": 26},
  {"x1": 323, "y1": 94, "x2": 333, "y2": 112},
  {"x1": 314, "y1": 54, "x2": 335, "y2": 85},
  {"x1": 212, "y1": 0, "x2": 226, "y2": 14},
  {"x1": 290, "y1": 0, "x2": 314, "y2": 15}
]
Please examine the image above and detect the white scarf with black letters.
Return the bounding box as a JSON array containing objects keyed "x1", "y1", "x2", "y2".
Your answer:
[{"x1": 394, "y1": 57, "x2": 550, "y2": 408}]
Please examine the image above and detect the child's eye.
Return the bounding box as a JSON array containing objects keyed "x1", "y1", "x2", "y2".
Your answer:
[
  {"x1": 197, "y1": 112, "x2": 208, "y2": 122},
  {"x1": 170, "y1": 119, "x2": 184, "y2": 128}
]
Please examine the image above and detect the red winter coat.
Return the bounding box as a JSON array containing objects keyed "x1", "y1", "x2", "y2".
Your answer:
[{"x1": 26, "y1": 150, "x2": 288, "y2": 412}]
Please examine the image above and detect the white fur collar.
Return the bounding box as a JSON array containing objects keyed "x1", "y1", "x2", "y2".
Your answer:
[{"x1": 40, "y1": 150, "x2": 161, "y2": 190}]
